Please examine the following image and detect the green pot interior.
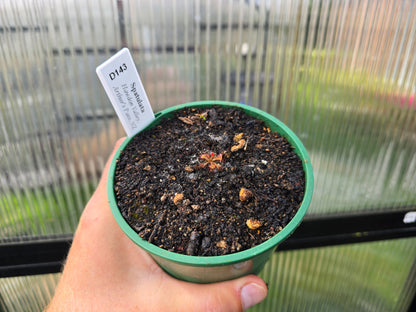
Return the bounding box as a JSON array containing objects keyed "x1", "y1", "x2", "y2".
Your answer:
[{"x1": 108, "y1": 101, "x2": 314, "y2": 267}]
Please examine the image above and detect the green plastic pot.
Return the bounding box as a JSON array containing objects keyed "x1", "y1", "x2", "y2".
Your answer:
[{"x1": 108, "y1": 101, "x2": 313, "y2": 283}]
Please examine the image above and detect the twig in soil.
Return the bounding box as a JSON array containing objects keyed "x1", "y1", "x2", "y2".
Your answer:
[
  {"x1": 148, "y1": 226, "x2": 159, "y2": 243},
  {"x1": 149, "y1": 212, "x2": 166, "y2": 243},
  {"x1": 244, "y1": 138, "x2": 249, "y2": 150},
  {"x1": 186, "y1": 231, "x2": 201, "y2": 255},
  {"x1": 252, "y1": 190, "x2": 279, "y2": 205}
]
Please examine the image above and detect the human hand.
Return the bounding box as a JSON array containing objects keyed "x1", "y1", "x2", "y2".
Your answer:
[{"x1": 46, "y1": 138, "x2": 268, "y2": 312}]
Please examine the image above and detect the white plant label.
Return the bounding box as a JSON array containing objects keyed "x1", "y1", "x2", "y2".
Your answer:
[{"x1": 96, "y1": 48, "x2": 155, "y2": 137}]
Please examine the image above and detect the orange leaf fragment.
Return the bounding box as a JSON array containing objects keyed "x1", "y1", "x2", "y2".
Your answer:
[
  {"x1": 246, "y1": 219, "x2": 263, "y2": 230},
  {"x1": 239, "y1": 188, "x2": 253, "y2": 201}
]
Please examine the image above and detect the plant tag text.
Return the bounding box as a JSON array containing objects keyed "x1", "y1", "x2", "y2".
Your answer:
[{"x1": 96, "y1": 48, "x2": 155, "y2": 137}]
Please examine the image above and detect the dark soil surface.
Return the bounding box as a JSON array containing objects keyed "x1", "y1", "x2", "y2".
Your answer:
[{"x1": 114, "y1": 106, "x2": 305, "y2": 256}]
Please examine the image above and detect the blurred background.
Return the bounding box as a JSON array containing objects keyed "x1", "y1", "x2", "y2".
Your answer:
[{"x1": 0, "y1": 0, "x2": 415, "y2": 311}]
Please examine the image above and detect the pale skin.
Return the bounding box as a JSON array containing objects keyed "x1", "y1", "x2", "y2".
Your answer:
[{"x1": 46, "y1": 138, "x2": 268, "y2": 312}]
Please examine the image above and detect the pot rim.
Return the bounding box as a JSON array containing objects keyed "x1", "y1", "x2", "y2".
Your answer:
[{"x1": 108, "y1": 101, "x2": 314, "y2": 266}]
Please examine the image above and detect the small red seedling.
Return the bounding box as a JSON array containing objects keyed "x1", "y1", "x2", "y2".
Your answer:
[{"x1": 199, "y1": 152, "x2": 223, "y2": 171}]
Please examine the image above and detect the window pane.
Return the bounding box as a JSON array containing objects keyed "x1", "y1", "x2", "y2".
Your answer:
[
  {"x1": 0, "y1": 0, "x2": 415, "y2": 311},
  {"x1": 0, "y1": 274, "x2": 60, "y2": 311},
  {"x1": 1, "y1": 1, "x2": 415, "y2": 240}
]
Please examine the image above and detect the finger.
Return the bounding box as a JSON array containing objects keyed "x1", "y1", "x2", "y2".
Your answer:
[
  {"x1": 165, "y1": 274, "x2": 268, "y2": 312},
  {"x1": 96, "y1": 137, "x2": 126, "y2": 192},
  {"x1": 77, "y1": 137, "x2": 126, "y2": 233}
]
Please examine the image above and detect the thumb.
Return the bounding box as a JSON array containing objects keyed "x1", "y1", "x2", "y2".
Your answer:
[{"x1": 174, "y1": 275, "x2": 268, "y2": 312}]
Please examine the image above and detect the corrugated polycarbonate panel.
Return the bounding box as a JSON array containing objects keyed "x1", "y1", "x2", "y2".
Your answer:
[
  {"x1": 122, "y1": 0, "x2": 416, "y2": 215},
  {"x1": 293, "y1": 0, "x2": 416, "y2": 214},
  {"x1": 250, "y1": 238, "x2": 416, "y2": 312},
  {"x1": 0, "y1": 0, "x2": 124, "y2": 240},
  {"x1": 0, "y1": 0, "x2": 416, "y2": 311},
  {"x1": 1, "y1": 0, "x2": 415, "y2": 239},
  {"x1": 0, "y1": 274, "x2": 60, "y2": 311}
]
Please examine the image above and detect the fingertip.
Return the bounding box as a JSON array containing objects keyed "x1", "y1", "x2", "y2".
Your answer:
[
  {"x1": 96, "y1": 137, "x2": 126, "y2": 191},
  {"x1": 115, "y1": 137, "x2": 127, "y2": 149},
  {"x1": 105, "y1": 137, "x2": 126, "y2": 169},
  {"x1": 240, "y1": 280, "x2": 268, "y2": 310}
]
